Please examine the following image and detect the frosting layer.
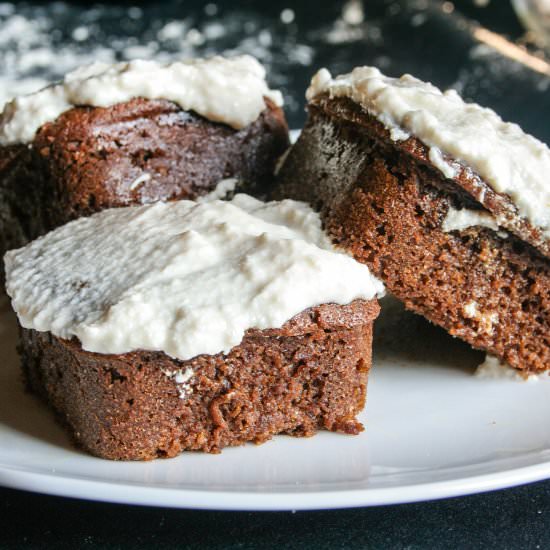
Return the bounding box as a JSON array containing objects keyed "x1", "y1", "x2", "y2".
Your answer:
[
  {"x1": 0, "y1": 55, "x2": 283, "y2": 145},
  {"x1": 5, "y1": 195, "x2": 384, "y2": 361},
  {"x1": 307, "y1": 66, "x2": 550, "y2": 240},
  {"x1": 442, "y1": 207, "x2": 499, "y2": 233}
]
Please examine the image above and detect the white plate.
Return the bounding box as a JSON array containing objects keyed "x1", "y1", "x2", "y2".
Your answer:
[{"x1": 1, "y1": 294, "x2": 550, "y2": 511}]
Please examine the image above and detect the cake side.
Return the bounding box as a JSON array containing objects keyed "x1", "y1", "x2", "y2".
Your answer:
[
  {"x1": 0, "y1": 97, "x2": 288, "y2": 259},
  {"x1": 0, "y1": 145, "x2": 48, "y2": 262},
  {"x1": 306, "y1": 67, "x2": 550, "y2": 257},
  {"x1": 310, "y1": 95, "x2": 550, "y2": 259},
  {"x1": 274, "y1": 101, "x2": 549, "y2": 372},
  {"x1": 34, "y1": 97, "x2": 288, "y2": 225},
  {"x1": 20, "y1": 299, "x2": 379, "y2": 459}
]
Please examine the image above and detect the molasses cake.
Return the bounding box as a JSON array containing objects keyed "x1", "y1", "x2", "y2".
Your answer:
[
  {"x1": 0, "y1": 55, "x2": 289, "y2": 262},
  {"x1": 274, "y1": 66, "x2": 549, "y2": 373},
  {"x1": 5, "y1": 195, "x2": 383, "y2": 460}
]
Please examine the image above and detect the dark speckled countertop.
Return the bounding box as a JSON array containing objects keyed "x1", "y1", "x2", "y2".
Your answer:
[
  {"x1": 1, "y1": 0, "x2": 550, "y2": 547},
  {"x1": 2, "y1": 481, "x2": 550, "y2": 548}
]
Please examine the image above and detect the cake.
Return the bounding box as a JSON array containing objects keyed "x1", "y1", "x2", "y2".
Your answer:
[
  {"x1": 5, "y1": 194, "x2": 384, "y2": 459},
  {"x1": 0, "y1": 55, "x2": 289, "y2": 264},
  {"x1": 274, "y1": 66, "x2": 549, "y2": 373}
]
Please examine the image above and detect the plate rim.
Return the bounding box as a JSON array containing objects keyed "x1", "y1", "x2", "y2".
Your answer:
[{"x1": 1, "y1": 460, "x2": 550, "y2": 510}]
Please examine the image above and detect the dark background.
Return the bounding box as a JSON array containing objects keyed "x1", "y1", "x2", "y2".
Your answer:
[
  {"x1": 1, "y1": 1, "x2": 550, "y2": 548},
  {"x1": 2, "y1": 480, "x2": 550, "y2": 549}
]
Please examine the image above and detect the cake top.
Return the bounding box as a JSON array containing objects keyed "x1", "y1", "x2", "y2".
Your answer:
[
  {"x1": 0, "y1": 55, "x2": 283, "y2": 146},
  {"x1": 307, "y1": 66, "x2": 550, "y2": 241},
  {"x1": 4, "y1": 195, "x2": 384, "y2": 361}
]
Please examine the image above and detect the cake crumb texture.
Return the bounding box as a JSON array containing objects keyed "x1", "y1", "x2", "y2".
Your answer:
[
  {"x1": 20, "y1": 300, "x2": 379, "y2": 460},
  {"x1": 0, "y1": 97, "x2": 289, "y2": 263}
]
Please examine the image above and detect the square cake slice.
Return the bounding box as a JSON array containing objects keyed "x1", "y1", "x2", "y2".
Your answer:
[
  {"x1": 274, "y1": 66, "x2": 549, "y2": 373},
  {"x1": 5, "y1": 194, "x2": 383, "y2": 459}
]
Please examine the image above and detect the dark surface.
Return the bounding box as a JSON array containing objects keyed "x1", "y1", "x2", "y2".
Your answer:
[
  {"x1": 2, "y1": 481, "x2": 550, "y2": 549},
  {"x1": 3, "y1": 0, "x2": 550, "y2": 141},
  {"x1": 1, "y1": 0, "x2": 550, "y2": 548}
]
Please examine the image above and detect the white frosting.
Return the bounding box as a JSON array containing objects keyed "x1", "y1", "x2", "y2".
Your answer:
[
  {"x1": 129, "y1": 173, "x2": 152, "y2": 191},
  {"x1": 307, "y1": 66, "x2": 550, "y2": 240},
  {"x1": 197, "y1": 178, "x2": 238, "y2": 202},
  {"x1": 442, "y1": 206, "x2": 500, "y2": 233},
  {"x1": 428, "y1": 147, "x2": 458, "y2": 179},
  {"x1": 475, "y1": 355, "x2": 545, "y2": 382},
  {"x1": 4, "y1": 195, "x2": 384, "y2": 361},
  {"x1": 162, "y1": 367, "x2": 194, "y2": 399},
  {"x1": 0, "y1": 55, "x2": 283, "y2": 145},
  {"x1": 461, "y1": 301, "x2": 499, "y2": 336},
  {"x1": 463, "y1": 301, "x2": 479, "y2": 319}
]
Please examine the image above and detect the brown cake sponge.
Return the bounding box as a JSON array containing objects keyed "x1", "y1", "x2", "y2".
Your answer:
[
  {"x1": 0, "y1": 97, "x2": 289, "y2": 263},
  {"x1": 19, "y1": 299, "x2": 379, "y2": 460}
]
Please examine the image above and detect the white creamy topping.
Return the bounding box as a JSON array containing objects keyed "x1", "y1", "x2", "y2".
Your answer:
[
  {"x1": 162, "y1": 367, "x2": 194, "y2": 399},
  {"x1": 4, "y1": 195, "x2": 384, "y2": 361},
  {"x1": 463, "y1": 301, "x2": 479, "y2": 319},
  {"x1": 461, "y1": 301, "x2": 499, "y2": 336},
  {"x1": 197, "y1": 178, "x2": 238, "y2": 202},
  {"x1": 428, "y1": 147, "x2": 458, "y2": 180},
  {"x1": 307, "y1": 66, "x2": 550, "y2": 239},
  {"x1": 0, "y1": 55, "x2": 283, "y2": 145},
  {"x1": 442, "y1": 206, "x2": 500, "y2": 233},
  {"x1": 475, "y1": 355, "x2": 545, "y2": 382},
  {"x1": 129, "y1": 173, "x2": 152, "y2": 191}
]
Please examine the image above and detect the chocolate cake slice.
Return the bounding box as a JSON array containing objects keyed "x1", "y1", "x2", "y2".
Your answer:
[
  {"x1": 5, "y1": 194, "x2": 383, "y2": 459},
  {"x1": 274, "y1": 66, "x2": 549, "y2": 373},
  {"x1": 0, "y1": 56, "x2": 289, "y2": 263}
]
